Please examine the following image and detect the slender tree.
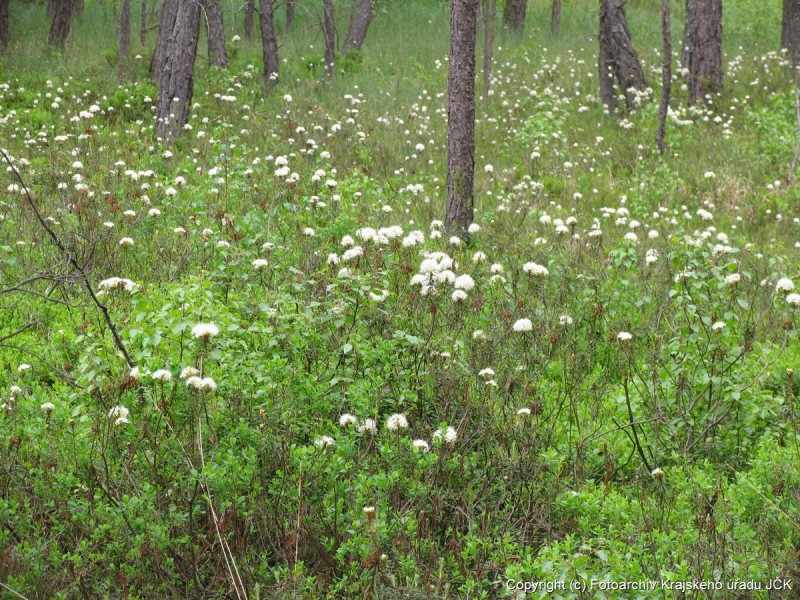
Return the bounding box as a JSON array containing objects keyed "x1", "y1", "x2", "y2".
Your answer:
[
  {"x1": 118, "y1": 0, "x2": 131, "y2": 82},
  {"x1": 446, "y1": 0, "x2": 479, "y2": 235},
  {"x1": 0, "y1": 0, "x2": 9, "y2": 51},
  {"x1": 140, "y1": 0, "x2": 147, "y2": 45},
  {"x1": 151, "y1": 0, "x2": 179, "y2": 77},
  {"x1": 656, "y1": 0, "x2": 671, "y2": 152},
  {"x1": 783, "y1": 0, "x2": 800, "y2": 66},
  {"x1": 551, "y1": 0, "x2": 560, "y2": 36},
  {"x1": 343, "y1": 0, "x2": 376, "y2": 53},
  {"x1": 322, "y1": 0, "x2": 335, "y2": 78},
  {"x1": 244, "y1": 0, "x2": 254, "y2": 39},
  {"x1": 482, "y1": 0, "x2": 495, "y2": 106},
  {"x1": 503, "y1": 0, "x2": 526, "y2": 32},
  {"x1": 286, "y1": 0, "x2": 295, "y2": 29},
  {"x1": 260, "y1": 0, "x2": 280, "y2": 85},
  {"x1": 598, "y1": 0, "x2": 647, "y2": 111},
  {"x1": 200, "y1": 0, "x2": 228, "y2": 68},
  {"x1": 48, "y1": 0, "x2": 76, "y2": 51},
  {"x1": 685, "y1": 0, "x2": 722, "y2": 105},
  {"x1": 155, "y1": 0, "x2": 201, "y2": 143}
]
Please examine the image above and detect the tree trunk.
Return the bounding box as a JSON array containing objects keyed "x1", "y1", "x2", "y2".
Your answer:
[
  {"x1": 598, "y1": 0, "x2": 647, "y2": 111},
  {"x1": 49, "y1": 0, "x2": 76, "y2": 51},
  {"x1": 244, "y1": 0, "x2": 254, "y2": 39},
  {"x1": 200, "y1": 0, "x2": 228, "y2": 68},
  {"x1": 502, "y1": 0, "x2": 526, "y2": 33},
  {"x1": 140, "y1": 0, "x2": 147, "y2": 45},
  {"x1": 446, "y1": 0, "x2": 479, "y2": 236},
  {"x1": 74, "y1": 0, "x2": 84, "y2": 18},
  {"x1": 118, "y1": 0, "x2": 130, "y2": 82},
  {"x1": 155, "y1": 0, "x2": 200, "y2": 143},
  {"x1": 482, "y1": 0, "x2": 495, "y2": 105},
  {"x1": 783, "y1": 0, "x2": 800, "y2": 66},
  {"x1": 286, "y1": 0, "x2": 294, "y2": 28},
  {"x1": 260, "y1": 0, "x2": 280, "y2": 85},
  {"x1": 48, "y1": 0, "x2": 56, "y2": 19},
  {"x1": 343, "y1": 0, "x2": 375, "y2": 52},
  {"x1": 322, "y1": 0, "x2": 335, "y2": 79},
  {"x1": 0, "y1": 0, "x2": 9, "y2": 52},
  {"x1": 151, "y1": 0, "x2": 179, "y2": 77},
  {"x1": 551, "y1": 0, "x2": 560, "y2": 36},
  {"x1": 656, "y1": 0, "x2": 672, "y2": 153},
  {"x1": 685, "y1": 0, "x2": 722, "y2": 105}
]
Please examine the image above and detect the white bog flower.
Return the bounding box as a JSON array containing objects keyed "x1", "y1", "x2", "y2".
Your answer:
[
  {"x1": 412, "y1": 439, "x2": 430, "y2": 452},
  {"x1": 109, "y1": 405, "x2": 129, "y2": 420},
  {"x1": 451, "y1": 290, "x2": 468, "y2": 302},
  {"x1": 711, "y1": 321, "x2": 726, "y2": 331},
  {"x1": 512, "y1": 318, "x2": 533, "y2": 332},
  {"x1": 339, "y1": 413, "x2": 357, "y2": 427},
  {"x1": 41, "y1": 402, "x2": 55, "y2": 413},
  {"x1": 724, "y1": 273, "x2": 741, "y2": 286},
  {"x1": 386, "y1": 413, "x2": 409, "y2": 431},
  {"x1": 787, "y1": 293, "x2": 800, "y2": 307},
  {"x1": 432, "y1": 426, "x2": 458, "y2": 444},
  {"x1": 315, "y1": 436, "x2": 335, "y2": 448},
  {"x1": 118, "y1": 237, "x2": 134, "y2": 246},
  {"x1": 776, "y1": 278, "x2": 795, "y2": 293},
  {"x1": 358, "y1": 418, "x2": 377, "y2": 434},
  {"x1": 617, "y1": 331, "x2": 633, "y2": 342},
  {"x1": 454, "y1": 274, "x2": 475, "y2": 291},
  {"x1": 191, "y1": 323, "x2": 220, "y2": 340},
  {"x1": 151, "y1": 369, "x2": 173, "y2": 382},
  {"x1": 253, "y1": 259, "x2": 269, "y2": 271},
  {"x1": 522, "y1": 262, "x2": 549, "y2": 277},
  {"x1": 180, "y1": 366, "x2": 200, "y2": 379}
]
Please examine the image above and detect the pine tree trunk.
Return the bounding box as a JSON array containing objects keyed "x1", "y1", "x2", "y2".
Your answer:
[
  {"x1": 151, "y1": 0, "x2": 179, "y2": 77},
  {"x1": 482, "y1": 0, "x2": 495, "y2": 105},
  {"x1": 286, "y1": 0, "x2": 294, "y2": 28},
  {"x1": 244, "y1": 0, "x2": 254, "y2": 39},
  {"x1": 551, "y1": 0, "x2": 560, "y2": 36},
  {"x1": 118, "y1": 0, "x2": 130, "y2": 82},
  {"x1": 201, "y1": 0, "x2": 228, "y2": 68},
  {"x1": 260, "y1": 0, "x2": 280, "y2": 85},
  {"x1": 155, "y1": 0, "x2": 200, "y2": 143},
  {"x1": 656, "y1": 0, "x2": 672, "y2": 153},
  {"x1": 49, "y1": 0, "x2": 76, "y2": 51},
  {"x1": 502, "y1": 0, "x2": 526, "y2": 33},
  {"x1": 783, "y1": 0, "x2": 800, "y2": 66},
  {"x1": 446, "y1": 0, "x2": 479, "y2": 236},
  {"x1": 322, "y1": 0, "x2": 335, "y2": 78},
  {"x1": 74, "y1": 0, "x2": 84, "y2": 18},
  {"x1": 140, "y1": 0, "x2": 147, "y2": 45},
  {"x1": 343, "y1": 0, "x2": 375, "y2": 52},
  {"x1": 598, "y1": 0, "x2": 647, "y2": 111},
  {"x1": 0, "y1": 0, "x2": 9, "y2": 52},
  {"x1": 685, "y1": 0, "x2": 722, "y2": 105}
]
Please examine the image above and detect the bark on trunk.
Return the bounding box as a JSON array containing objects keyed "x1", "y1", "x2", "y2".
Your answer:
[
  {"x1": 446, "y1": 0, "x2": 479, "y2": 236},
  {"x1": 244, "y1": 0, "x2": 254, "y2": 39},
  {"x1": 783, "y1": 0, "x2": 800, "y2": 66},
  {"x1": 551, "y1": 0, "x2": 560, "y2": 36},
  {"x1": 656, "y1": 0, "x2": 672, "y2": 153},
  {"x1": 140, "y1": 0, "x2": 147, "y2": 45},
  {"x1": 322, "y1": 0, "x2": 335, "y2": 79},
  {"x1": 260, "y1": 0, "x2": 280, "y2": 85},
  {"x1": 502, "y1": 0, "x2": 526, "y2": 33},
  {"x1": 118, "y1": 0, "x2": 131, "y2": 82},
  {"x1": 286, "y1": 0, "x2": 294, "y2": 29},
  {"x1": 48, "y1": 0, "x2": 76, "y2": 51},
  {"x1": 685, "y1": 0, "x2": 722, "y2": 106},
  {"x1": 598, "y1": 0, "x2": 647, "y2": 111},
  {"x1": 0, "y1": 0, "x2": 9, "y2": 52},
  {"x1": 200, "y1": 0, "x2": 228, "y2": 68},
  {"x1": 343, "y1": 0, "x2": 375, "y2": 52},
  {"x1": 482, "y1": 0, "x2": 495, "y2": 105},
  {"x1": 74, "y1": 0, "x2": 84, "y2": 18},
  {"x1": 155, "y1": 0, "x2": 200, "y2": 143},
  {"x1": 151, "y1": 0, "x2": 179, "y2": 77}
]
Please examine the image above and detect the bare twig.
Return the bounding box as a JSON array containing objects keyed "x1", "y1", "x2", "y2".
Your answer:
[
  {"x1": 0, "y1": 320, "x2": 37, "y2": 344},
  {"x1": 0, "y1": 149, "x2": 135, "y2": 368}
]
